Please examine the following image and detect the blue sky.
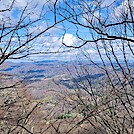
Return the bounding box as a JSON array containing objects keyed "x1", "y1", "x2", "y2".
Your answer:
[{"x1": 0, "y1": 0, "x2": 134, "y2": 63}]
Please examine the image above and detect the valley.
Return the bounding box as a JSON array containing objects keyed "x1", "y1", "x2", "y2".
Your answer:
[{"x1": 0, "y1": 60, "x2": 134, "y2": 134}]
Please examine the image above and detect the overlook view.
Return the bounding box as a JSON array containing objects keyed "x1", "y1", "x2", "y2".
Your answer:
[{"x1": 0, "y1": 0, "x2": 134, "y2": 134}]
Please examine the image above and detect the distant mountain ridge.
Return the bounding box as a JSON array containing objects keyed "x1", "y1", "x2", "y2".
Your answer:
[
  {"x1": 0, "y1": 60, "x2": 72, "y2": 83},
  {"x1": 1, "y1": 60, "x2": 133, "y2": 86}
]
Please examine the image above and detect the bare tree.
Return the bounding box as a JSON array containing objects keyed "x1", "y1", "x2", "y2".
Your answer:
[
  {"x1": 0, "y1": 0, "x2": 68, "y2": 133},
  {"x1": 0, "y1": 0, "x2": 71, "y2": 65},
  {"x1": 0, "y1": 0, "x2": 134, "y2": 133},
  {"x1": 54, "y1": 0, "x2": 134, "y2": 133}
]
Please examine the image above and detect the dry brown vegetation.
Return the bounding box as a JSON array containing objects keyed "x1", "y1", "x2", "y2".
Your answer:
[{"x1": 0, "y1": 0, "x2": 134, "y2": 133}]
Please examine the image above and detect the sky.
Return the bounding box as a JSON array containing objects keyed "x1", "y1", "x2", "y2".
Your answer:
[{"x1": 0, "y1": 0, "x2": 134, "y2": 63}]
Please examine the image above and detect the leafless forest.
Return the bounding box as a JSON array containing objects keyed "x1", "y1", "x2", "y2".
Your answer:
[{"x1": 0, "y1": 0, "x2": 134, "y2": 134}]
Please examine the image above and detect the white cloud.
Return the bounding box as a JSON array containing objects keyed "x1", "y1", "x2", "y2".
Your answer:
[
  {"x1": 0, "y1": 0, "x2": 13, "y2": 10},
  {"x1": 0, "y1": 0, "x2": 62, "y2": 23},
  {"x1": 86, "y1": 49, "x2": 96, "y2": 54},
  {"x1": 101, "y1": 0, "x2": 116, "y2": 7},
  {"x1": 14, "y1": 0, "x2": 59, "y2": 9},
  {"x1": 19, "y1": 32, "x2": 80, "y2": 61},
  {"x1": 114, "y1": 0, "x2": 134, "y2": 18},
  {"x1": 60, "y1": 34, "x2": 77, "y2": 46}
]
